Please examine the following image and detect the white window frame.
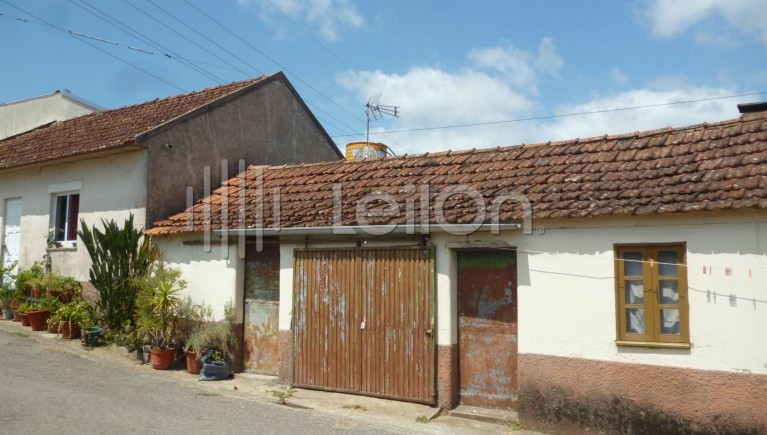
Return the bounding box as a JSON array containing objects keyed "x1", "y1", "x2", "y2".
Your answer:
[{"x1": 49, "y1": 181, "x2": 82, "y2": 249}]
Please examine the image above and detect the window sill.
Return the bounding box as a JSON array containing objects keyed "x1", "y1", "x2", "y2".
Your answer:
[
  {"x1": 615, "y1": 340, "x2": 691, "y2": 350},
  {"x1": 46, "y1": 246, "x2": 77, "y2": 253}
]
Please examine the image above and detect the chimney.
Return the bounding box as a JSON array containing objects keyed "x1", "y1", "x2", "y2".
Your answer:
[{"x1": 737, "y1": 102, "x2": 767, "y2": 114}]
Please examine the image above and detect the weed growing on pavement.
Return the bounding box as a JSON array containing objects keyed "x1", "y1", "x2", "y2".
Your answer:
[
  {"x1": 342, "y1": 404, "x2": 367, "y2": 411},
  {"x1": 508, "y1": 420, "x2": 522, "y2": 430},
  {"x1": 415, "y1": 415, "x2": 429, "y2": 423},
  {"x1": 269, "y1": 387, "x2": 296, "y2": 405},
  {"x1": 12, "y1": 331, "x2": 29, "y2": 337}
]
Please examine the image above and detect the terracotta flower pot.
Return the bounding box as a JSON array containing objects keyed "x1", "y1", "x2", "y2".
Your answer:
[
  {"x1": 26, "y1": 309, "x2": 50, "y2": 331},
  {"x1": 60, "y1": 321, "x2": 81, "y2": 339},
  {"x1": 186, "y1": 351, "x2": 202, "y2": 374},
  {"x1": 59, "y1": 293, "x2": 73, "y2": 303},
  {"x1": 48, "y1": 320, "x2": 60, "y2": 333},
  {"x1": 12, "y1": 309, "x2": 21, "y2": 322},
  {"x1": 150, "y1": 347, "x2": 176, "y2": 370},
  {"x1": 19, "y1": 312, "x2": 30, "y2": 326}
]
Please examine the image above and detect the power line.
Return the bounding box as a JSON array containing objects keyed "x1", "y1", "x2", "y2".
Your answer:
[
  {"x1": 258, "y1": 0, "x2": 432, "y2": 141},
  {"x1": 262, "y1": 0, "x2": 353, "y2": 70},
  {"x1": 1, "y1": 0, "x2": 186, "y2": 92},
  {"x1": 144, "y1": 0, "x2": 264, "y2": 76},
  {"x1": 180, "y1": 1, "x2": 407, "y2": 150},
  {"x1": 181, "y1": 0, "x2": 368, "y2": 139},
  {"x1": 69, "y1": 0, "x2": 224, "y2": 83},
  {"x1": 331, "y1": 91, "x2": 767, "y2": 138},
  {"x1": 121, "y1": 0, "x2": 251, "y2": 78}
]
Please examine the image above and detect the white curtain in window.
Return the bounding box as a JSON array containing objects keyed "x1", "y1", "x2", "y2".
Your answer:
[
  {"x1": 628, "y1": 309, "x2": 644, "y2": 334},
  {"x1": 627, "y1": 281, "x2": 643, "y2": 303},
  {"x1": 662, "y1": 309, "x2": 680, "y2": 334}
]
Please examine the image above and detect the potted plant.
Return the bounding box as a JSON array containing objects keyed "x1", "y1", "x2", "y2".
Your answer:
[
  {"x1": 50, "y1": 300, "x2": 94, "y2": 339},
  {"x1": 0, "y1": 287, "x2": 19, "y2": 320},
  {"x1": 135, "y1": 264, "x2": 185, "y2": 370},
  {"x1": 185, "y1": 301, "x2": 236, "y2": 379},
  {"x1": 57, "y1": 277, "x2": 81, "y2": 303},
  {"x1": 42, "y1": 275, "x2": 81, "y2": 302},
  {"x1": 18, "y1": 301, "x2": 33, "y2": 326},
  {"x1": 26, "y1": 297, "x2": 58, "y2": 331},
  {"x1": 176, "y1": 299, "x2": 207, "y2": 374},
  {"x1": 1, "y1": 262, "x2": 17, "y2": 319},
  {"x1": 15, "y1": 263, "x2": 44, "y2": 299}
]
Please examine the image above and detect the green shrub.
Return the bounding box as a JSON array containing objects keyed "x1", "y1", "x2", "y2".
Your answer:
[
  {"x1": 14, "y1": 263, "x2": 44, "y2": 297},
  {"x1": 78, "y1": 214, "x2": 159, "y2": 331}
]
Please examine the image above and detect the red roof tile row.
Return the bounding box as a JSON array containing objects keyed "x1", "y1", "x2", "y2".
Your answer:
[
  {"x1": 0, "y1": 76, "x2": 267, "y2": 171},
  {"x1": 148, "y1": 111, "x2": 767, "y2": 235}
]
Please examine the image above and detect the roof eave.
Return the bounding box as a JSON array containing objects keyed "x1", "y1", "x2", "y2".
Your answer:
[{"x1": 213, "y1": 222, "x2": 522, "y2": 237}]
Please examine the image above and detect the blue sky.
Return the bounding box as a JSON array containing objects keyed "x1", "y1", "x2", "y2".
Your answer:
[{"x1": 1, "y1": 0, "x2": 766, "y2": 154}]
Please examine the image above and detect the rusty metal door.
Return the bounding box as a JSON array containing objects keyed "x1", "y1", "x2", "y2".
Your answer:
[
  {"x1": 293, "y1": 248, "x2": 436, "y2": 404},
  {"x1": 457, "y1": 250, "x2": 518, "y2": 410},
  {"x1": 243, "y1": 244, "x2": 281, "y2": 375}
]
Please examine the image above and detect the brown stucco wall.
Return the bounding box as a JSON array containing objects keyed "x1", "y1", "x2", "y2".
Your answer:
[
  {"x1": 519, "y1": 353, "x2": 767, "y2": 434},
  {"x1": 278, "y1": 329, "x2": 293, "y2": 384},
  {"x1": 142, "y1": 77, "x2": 342, "y2": 227},
  {"x1": 231, "y1": 322, "x2": 244, "y2": 373},
  {"x1": 437, "y1": 344, "x2": 459, "y2": 409}
]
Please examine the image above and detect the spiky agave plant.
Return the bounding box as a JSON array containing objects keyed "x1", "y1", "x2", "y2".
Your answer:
[{"x1": 78, "y1": 214, "x2": 159, "y2": 331}]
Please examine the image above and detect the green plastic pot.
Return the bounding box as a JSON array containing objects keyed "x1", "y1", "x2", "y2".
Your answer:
[{"x1": 83, "y1": 326, "x2": 102, "y2": 346}]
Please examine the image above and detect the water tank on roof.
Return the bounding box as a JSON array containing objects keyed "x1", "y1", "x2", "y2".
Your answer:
[{"x1": 345, "y1": 142, "x2": 389, "y2": 160}]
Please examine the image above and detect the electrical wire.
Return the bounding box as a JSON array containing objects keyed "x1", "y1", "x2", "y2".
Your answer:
[
  {"x1": 121, "y1": 0, "x2": 251, "y2": 78},
  {"x1": 256, "y1": 0, "x2": 413, "y2": 152},
  {"x1": 261, "y1": 0, "x2": 353, "y2": 70},
  {"x1": 181, "y1": 0, "x2": 385, "y2": 144},
  {"x1": 331, "y1": 90, "x2": 767, "y2": 138},
  {"x1": 1, "y1": 0, "x2": 186, "y2": 92},
  {"x1": 69, "y1": 0, "x2": 225, "y2": 83},
  {"x1": 144, "y1": 0, "x2": 264, "y2": 76}
]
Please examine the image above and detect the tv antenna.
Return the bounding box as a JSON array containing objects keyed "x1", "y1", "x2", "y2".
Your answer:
[{"x1": 365, "y1": 93, "x2": 399, "y2": 146}]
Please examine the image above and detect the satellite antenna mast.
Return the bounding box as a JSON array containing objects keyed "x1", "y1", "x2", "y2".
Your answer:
[{"x1": 365, "y1": 93, "x2": 399, "y2": 146}]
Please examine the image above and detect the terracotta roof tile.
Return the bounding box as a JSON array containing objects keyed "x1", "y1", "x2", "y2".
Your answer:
[
  {"x1": 148, "y1": 111, "x2": 767, "y2": 235},
  {"x1": 0, "y1": 76, "x2": 269, "y2": 171}
]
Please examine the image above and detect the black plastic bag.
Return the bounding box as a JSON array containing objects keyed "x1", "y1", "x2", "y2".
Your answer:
[{"x1": 198, "y1": 349, "x2": 232, "y2": 381}]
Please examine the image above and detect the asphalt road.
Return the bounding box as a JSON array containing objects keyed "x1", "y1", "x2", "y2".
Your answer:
[{"x1": 0, "y1": 328, "x2": 404, "y2": 434}]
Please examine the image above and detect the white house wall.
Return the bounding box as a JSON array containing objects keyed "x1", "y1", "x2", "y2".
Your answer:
[
  {"x1": 154, "y1": 235, "x2": 244, "y2": 323},
  {"x1": 0, "y1": 150, "x2": 147, "y2": 281},
  {"x1": 432, "y1": 211, "x2": 767, "y2": 375},
  {"x1": 153, "y1": 211, "x2": 767, "y2": 430},
  {"x1": 0, "y1": 92, "x2": 99, "y2": 140}
]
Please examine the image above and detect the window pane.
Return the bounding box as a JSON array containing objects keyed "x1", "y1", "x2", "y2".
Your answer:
[
  {"x1": 661, "y1": 309, "x2": 680, "y2": 335},
  {"x1": 623, "y1": 252, "x2": 643, "y2": 276},
  {"x1": 626, "y1": 308, "x2": 645, "y2": 334},
  {"x1": 625, "y1": 280, "x2": 644, "y2": 304},
  {"x1": 660, "y1": 280, "x2": 679, "y2": 304},
  {"x1": 67, "y1": 194, "x2": 80, "y2": 241},
  {"x1": 658, "y1": 250, "x2": 678, "y2": 276},
  {"x1": 54, "y1": 196, "x2": 67, "y2": 241}
]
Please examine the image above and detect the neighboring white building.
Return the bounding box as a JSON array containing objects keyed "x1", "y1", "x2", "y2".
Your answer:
[
  {"x1": 0, "y1": 73, "x2": 343, "y2": 283},
  {"x1": 0, "y1": 90, "x2": 101, "y2": 140},
  {"x1": 149, "y1": 106, "x2": 767, "y2": 434}
]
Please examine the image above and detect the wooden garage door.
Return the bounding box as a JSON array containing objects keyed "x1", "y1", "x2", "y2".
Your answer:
[{"x1": 293, "y1": 248, "x2": 436, "y2": 404}]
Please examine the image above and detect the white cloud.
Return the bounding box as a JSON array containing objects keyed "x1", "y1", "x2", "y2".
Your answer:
[
  {"x1": 468, "y1": 38, "x2": 563, "y2": 94},
  {"x1": 695, "y1": 29, "x2": 738, "y2": 48},
  {"x1": 642, "y1": 0, "x2": 767, "y2": 46},
  {"x1": 535, "y1": 37, "x2": 563, "y2": 77},
  {"x1": 609, "y1": 66, "x2": 630, "y2": 85},
  {"x1": 241, "y1": 0, "x2": 364, "y2": 42},
  {"x1": 539, "y1": 87, "x2": 744, "y2": 143},
  {"x1": 337, "y1": 58, "x2": 745, "y2": 154}
]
